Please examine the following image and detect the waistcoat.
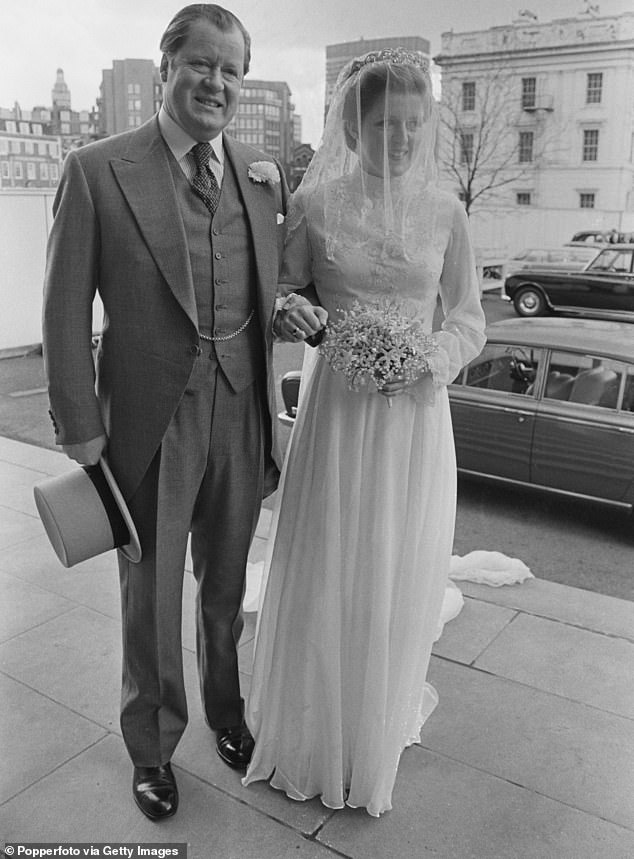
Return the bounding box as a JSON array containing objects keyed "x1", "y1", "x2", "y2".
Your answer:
[{"x1": 168, "y1": 150, "x2": 264, "y2": 393}]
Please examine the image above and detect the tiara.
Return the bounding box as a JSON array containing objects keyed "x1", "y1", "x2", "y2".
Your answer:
[{"x1": 348, "y1": 47, "x2": 429, "y2": 75}]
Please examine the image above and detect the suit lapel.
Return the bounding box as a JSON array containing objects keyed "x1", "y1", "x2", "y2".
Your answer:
[
  {"x1": 110, "y1": 120, "x2": 197, "y2": 328},
  {"x1": 224, "y1": 138, "x2": 279, "y2": 332}
]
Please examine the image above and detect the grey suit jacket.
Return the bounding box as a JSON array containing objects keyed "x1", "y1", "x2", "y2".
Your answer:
[{"x1": 43, "y1": 116, "x2": 287, "y2": 500}]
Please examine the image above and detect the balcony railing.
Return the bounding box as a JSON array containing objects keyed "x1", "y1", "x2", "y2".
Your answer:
[{"x1": 523, "y1": 94, "x2": 554, "y2": 112}]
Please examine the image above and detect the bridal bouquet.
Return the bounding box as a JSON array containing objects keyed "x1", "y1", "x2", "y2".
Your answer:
[{"x1": 319, "y1": 298, "x2": 438, "y2": 399}]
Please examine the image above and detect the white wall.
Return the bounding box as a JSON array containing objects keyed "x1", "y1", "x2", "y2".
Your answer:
[
  {"x1": 470, "y1": 206, "x2": 634, "y2": 265},
  {"x1": 0, "y1": 191, "x2": 53, "y2": 350},
  {"x1": 0, "y1": 190, "x2": 103, "y2": 351}
]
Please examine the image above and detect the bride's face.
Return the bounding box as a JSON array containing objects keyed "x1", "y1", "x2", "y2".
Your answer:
[{"x1": 357, "y1": 92, "x2": 425, "y2": 178}]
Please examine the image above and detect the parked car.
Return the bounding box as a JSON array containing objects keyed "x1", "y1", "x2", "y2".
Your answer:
[
  {"x1": 498, "y1": 245, "x2": 600, "y2": 295},
  {"x1": 570, "y1": 229, "x2": 615, "y2": 244},
  {"x1": 571, "y1": 229, "x2": 634, "y2": 244},
  {"x1": 504, "y1": 243, "x2": 634, "y2": 320},
  {"x1": 279, "y1": 318, "x2": 634, "y2": 511}
]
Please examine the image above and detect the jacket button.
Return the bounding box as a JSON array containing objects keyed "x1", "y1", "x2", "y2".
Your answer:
[
  {"x1": 189, "y1": 345, "x2": 201, "y2": 356},
  {"x1": 215, "y1": 252, "x2": 222, "y2": 260}
]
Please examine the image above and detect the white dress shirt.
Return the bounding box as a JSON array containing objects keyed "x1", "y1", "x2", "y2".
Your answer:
[{"x1": 158, "y1": 106, "x2": 224, "y2": 188}]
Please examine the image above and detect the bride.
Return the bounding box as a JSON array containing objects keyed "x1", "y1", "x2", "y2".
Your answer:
[{"x1": 242, "y1": 47, "x2": 487, "y2": 817}]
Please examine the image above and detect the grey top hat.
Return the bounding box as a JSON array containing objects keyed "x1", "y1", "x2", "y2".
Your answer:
[{"x1": 33, "y1": 458, "x2": 142, "y2": 568}]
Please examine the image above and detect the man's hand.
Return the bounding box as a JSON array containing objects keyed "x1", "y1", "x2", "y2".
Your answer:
[
  {"x1": 274, "y1": 293, "x2": 328, "y2": 343},
  {"x1": 62, "y1": 434, "x2": 107, "y2": 466}
]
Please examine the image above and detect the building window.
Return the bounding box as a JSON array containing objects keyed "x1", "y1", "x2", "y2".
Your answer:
[
  {"x1": 27, "y1": 162, "x2": 36, "y2": 180},
  {"x1": 582, "y1": 129, "x2": 599, "y2": 161},
  {"x1": 586, "y1": 72, "x2": 603, "y2": 104},
  {"x1": 0, "y1": 139, "x2": 8, "y2": 155},
  {"x1": 1, "y1": 161, "x2": 9, "y2": 178},
  {"x1": 518, "y1": 131, "x2": 534, "y2": 163},
  {"x1": 579, "y1": 192, "x2": 595, "y2": 208},
  {"x1": 39, "y1": 162, "x2": 49, "y2": 179},
  {"x1": 25, "y1": 140, "x2": 34, "y2": 154},
  {"x1": 462, "y1": 81, "x2": 475, "y2": 112},
  {"x1": 10, "y1": 140, "x2": 21, "y2": 154},
  {"x1": 460, "y1": 132, "x2": 474, "y2": 164},
  {"x1": 50, "y1": 163, "x2": 59, "y2": 180},
  {"x1": 49, "y1": 142, "x2": 58, "y2": 157},
  {"x1": 521, "y1": 77, "x2": 536, "y2": 109},
  {"x1": 6, "y1": 120, "x2": 16, "y2": 133},
  {"x1": 13, "y1": 161, "x2": 23, "y2": 179},
  {"x1": 516, "y1": 192, "x2": 532, "y2": 205}
]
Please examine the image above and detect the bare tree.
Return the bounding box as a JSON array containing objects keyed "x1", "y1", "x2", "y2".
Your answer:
[{"x1": 438, "y1": 67, "x2": 558, "y2": 215}]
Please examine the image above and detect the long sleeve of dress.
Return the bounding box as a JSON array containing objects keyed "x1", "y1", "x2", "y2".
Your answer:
[{"x1": 429, "y1": 199, "x2": 487, "y2": 387}]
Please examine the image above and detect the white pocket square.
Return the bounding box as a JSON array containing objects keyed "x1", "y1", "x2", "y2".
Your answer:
[{"x1": 276, "y1": 213, "x2": 285, "y2": 225}]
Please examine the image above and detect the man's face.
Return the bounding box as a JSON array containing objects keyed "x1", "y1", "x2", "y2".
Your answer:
[{"x1": 162, "y1": 19, "x2": 245, "y2": 141}]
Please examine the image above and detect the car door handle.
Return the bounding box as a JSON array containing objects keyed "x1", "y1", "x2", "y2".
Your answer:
[{"x1": 502, "y1": 408, "x2": 532, "y2": 419}]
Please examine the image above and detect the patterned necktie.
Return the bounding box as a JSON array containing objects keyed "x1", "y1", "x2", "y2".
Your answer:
[{"x1": 190, "y1": 142, "x2": 220, "y2": 214}]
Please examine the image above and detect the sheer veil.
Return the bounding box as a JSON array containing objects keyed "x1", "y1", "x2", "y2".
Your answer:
[{"x1": 286, "y1": 47, "x2": 439, "y2": 263}]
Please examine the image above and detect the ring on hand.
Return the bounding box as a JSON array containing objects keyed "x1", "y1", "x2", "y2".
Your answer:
[{"x1": 292, "y1": 327, "x2": 301, "y2": 337}]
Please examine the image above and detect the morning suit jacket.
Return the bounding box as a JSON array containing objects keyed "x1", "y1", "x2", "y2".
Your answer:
[{"x1": 43, "y1": 116, "x2": 287, "y2": 501}]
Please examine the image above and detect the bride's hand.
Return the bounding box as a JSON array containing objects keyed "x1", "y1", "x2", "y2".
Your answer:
[{"x1": 380, "y1": 372, "x2": 429, "y2": 401}]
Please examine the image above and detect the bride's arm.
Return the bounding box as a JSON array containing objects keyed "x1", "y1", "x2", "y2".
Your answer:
[{"x1": 429, "y1": 199, "x2": 487, "y2": 387}]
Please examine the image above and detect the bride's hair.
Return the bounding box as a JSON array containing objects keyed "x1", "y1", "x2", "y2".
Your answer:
[
  {"x1": 286, "y1": 47, "x2": 439, "y2": 261},
  {"x1": 342, "y1": 64, "x2": 429, "y2": 151}
]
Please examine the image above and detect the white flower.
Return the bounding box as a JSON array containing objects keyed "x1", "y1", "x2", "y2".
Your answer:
[{"x1": 248, "y1": 161, "x2": 281, "y2": 185}]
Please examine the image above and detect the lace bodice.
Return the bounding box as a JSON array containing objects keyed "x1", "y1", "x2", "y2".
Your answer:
[{"x1": 280, "y1": 178, "x2": 487, "y2": 387}]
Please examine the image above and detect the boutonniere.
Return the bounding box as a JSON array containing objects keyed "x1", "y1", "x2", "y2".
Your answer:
[{"x1": 248, "y1": 161, "x2": 281, "y2": 185}]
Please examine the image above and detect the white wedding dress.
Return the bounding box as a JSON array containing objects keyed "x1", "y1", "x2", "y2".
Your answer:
[{"x1": 243, "y1": 179, "x2": 490, "y2": 816}]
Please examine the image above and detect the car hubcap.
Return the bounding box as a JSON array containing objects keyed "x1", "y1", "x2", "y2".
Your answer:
[{"x1": 520, "y1": 293, "x2": 539, "y2": 313}]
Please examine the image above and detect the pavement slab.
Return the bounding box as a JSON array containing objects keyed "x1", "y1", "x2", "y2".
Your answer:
[
  {"x1": 474, "y1": 612, "x2": 634, "y2": 719},
  {"x1": 0, "y1": 672, "x2": 106, "y2": 804},
  {"x1": 460, "y1": 577, "x2": 634, "y2": 643},
  {"x1": 317, "y1": 746, "x2": 634, "y2": 859},
  {"x1": 0, "y1": 735, "x2": 337, "y2": 859},
  {"x1": 0, "y1": 604, "x2": 122, "y2": 731},
  {"x1": 0, "y1": 569, "x2": 76, "y2": 642},
  {"x1": 425, "y1": 657, "x2": 634, "y2": 829}
]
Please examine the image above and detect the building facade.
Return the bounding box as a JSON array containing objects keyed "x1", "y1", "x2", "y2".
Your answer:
[
  {"x1": 0, "y1": 111, "x2": 62, "y2": 191},
  {"x1": 226, "y1": 79, "x2": 296, "y2": 178},
  {"x1": 434, "y1": 11, "x2": 634, "y2": 253},
  {"x1": 98, "y1": 59, "x2": 162, "y2": 136},
  {"x1": 325, "y1": 36, "x2": 431, "y2": 116}
]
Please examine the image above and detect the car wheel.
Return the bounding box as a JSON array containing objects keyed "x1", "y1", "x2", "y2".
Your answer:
[{"x1": 513, "y1": 286, "x2": 547, "y2": 317}]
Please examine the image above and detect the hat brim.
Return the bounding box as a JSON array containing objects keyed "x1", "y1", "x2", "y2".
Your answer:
[{"x1": 99, "y1": 458, "x2": 142, "y2": 563}]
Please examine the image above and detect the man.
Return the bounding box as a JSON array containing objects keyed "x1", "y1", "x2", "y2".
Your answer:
[{"x1": 43, "y1": 4, "x2": 291, "y2": 821}]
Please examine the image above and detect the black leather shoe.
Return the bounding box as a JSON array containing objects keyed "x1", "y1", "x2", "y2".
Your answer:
[
  {"x1": 133, "y1": 763, "x2": 178, "y2": 820},
  {"x1": 216, "y1": 722, "x2": 254, "y2": 770}
]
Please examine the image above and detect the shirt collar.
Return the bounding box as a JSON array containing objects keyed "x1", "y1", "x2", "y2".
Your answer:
[{"x1": 158, "y1": 105, "x2": 224, "y2": 166}]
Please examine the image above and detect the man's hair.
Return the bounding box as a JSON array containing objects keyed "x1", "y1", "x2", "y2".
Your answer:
[{"x1": 160, "y1": 4, "x2": 251, "y2": 75}]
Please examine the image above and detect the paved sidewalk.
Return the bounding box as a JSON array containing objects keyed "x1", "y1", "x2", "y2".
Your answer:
[{"x1": 1, "y1": 435, "x2": 633, "y2": 858}]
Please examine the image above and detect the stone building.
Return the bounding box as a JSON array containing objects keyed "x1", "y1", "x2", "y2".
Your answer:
[
  {"x1": 98, "y1": 59, "x2": 162, "y2": 137},
  {"x1": 434, "y1": 10, "x2": 634, "y2": 254},
  {"x1": 0, "y1": 110, "x2": 62, "y2": 191},
  {"x1": 226, "y1": 79, "x2": 297, "y2": 179}
]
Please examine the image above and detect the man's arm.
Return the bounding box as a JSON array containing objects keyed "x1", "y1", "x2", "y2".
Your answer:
[{"x1": 43, "y1": 150, "x2": 107, "y2": 455}]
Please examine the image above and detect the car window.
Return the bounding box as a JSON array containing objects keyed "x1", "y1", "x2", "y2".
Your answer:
[
  {"x1": 621, "y1": 366, "x2": 634, "y2": 414},
  {"x1": 569, "y1": 248, "x2": 598, "y2": 263},
  {"x1": 544, "y1": 351, "x2": 623, "y2": 409},
  {"x1": 463, "y1": 343, "x2": 539, "y2": 396},
  {"x1": 587, "y1": 249, "x2": 634, "y2": 273}
]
